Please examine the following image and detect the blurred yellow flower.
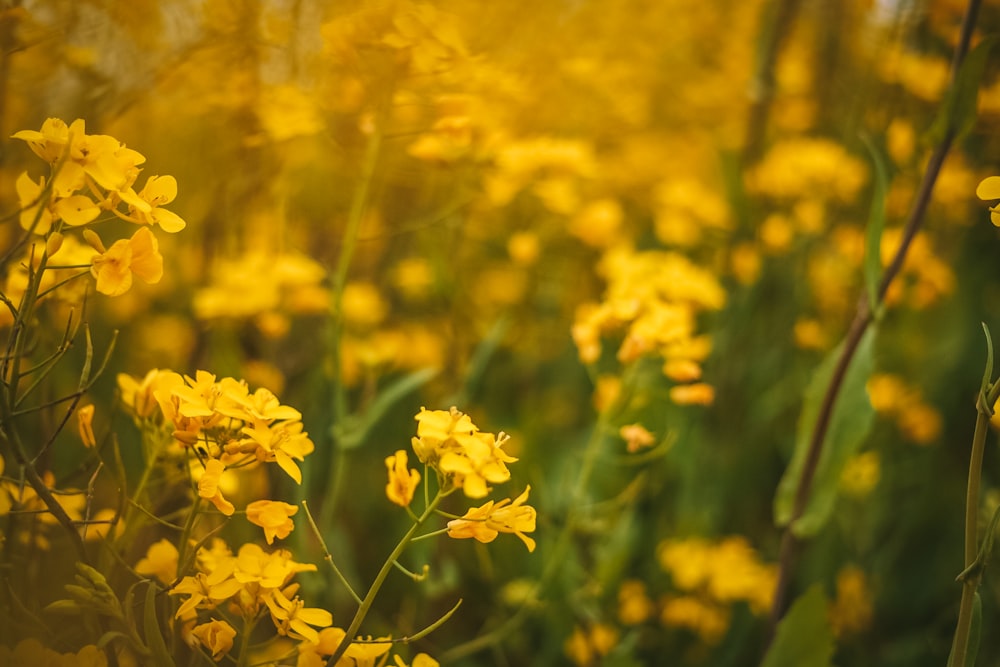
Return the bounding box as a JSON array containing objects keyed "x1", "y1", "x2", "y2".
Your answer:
[
  {"x1": 660, "y1": 595, "x2": 730, "y2": 644},
  {"x1": 246, "y1": 499, "x2": 298, "y2": 545},
  {"x1": 135, "y1": 538, "x2": 179, "y2": 585},
  {"x1": 618, "y1": 579, "x2": 655, "y2": 625},
  {"x1": 840, "y1": 451, "x2": 881, "y2": 498},
  {"x1": 564, "y1": 623, "x2": 619, "y2": 667},
  {"x1": 619, "y1": 423, "x2": 655, "y2": 453},
  {"x1": 828, "y1": 565, "x2": 873, "y2": 637}
]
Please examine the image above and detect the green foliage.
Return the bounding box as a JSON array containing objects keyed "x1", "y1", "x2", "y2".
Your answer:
[
  {"x1": 774, "y1": 328, "x2": 876, "y2": 537},
  {"x1": 761, "y1": 585, "x2": 835, "y2": 667}
]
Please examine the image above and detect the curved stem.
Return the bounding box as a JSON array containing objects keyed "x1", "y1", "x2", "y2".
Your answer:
[{"x1": 325, "y1": 491, "x2": 443, "y2": 667}]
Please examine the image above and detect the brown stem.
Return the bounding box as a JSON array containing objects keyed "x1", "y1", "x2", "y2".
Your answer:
[{"x1": 766, "y1": 0, "x2": 982, "y2": 640}]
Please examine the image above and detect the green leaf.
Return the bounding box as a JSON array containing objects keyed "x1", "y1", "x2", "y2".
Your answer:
[
  {"x1": 927, "y1": 36, "x2": 998, "y2": 145},
  {"x1": 336, "y1": 367, "x2": 439, "y2": 450},
  {"x1": 761, "y1": 585, "x2": 835, "y2": 667},
  {"x1": 774, "y1": 327, "x2": 876, "y2": 536},
  {"x1": 447, "y1": 315, "x2": 511, "y2": 407},
  {"x1": 143, "y1": 581, "x2": 176, "y2": 667},
  {"x1": 862, "y1": 135, "x2": 889, "y2": 313}
]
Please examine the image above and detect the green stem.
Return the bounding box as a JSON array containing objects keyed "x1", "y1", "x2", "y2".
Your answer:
[
  {"x1": 325, "y1": 491, "x2": 443, "y2": 667},
  {"x1": 950, "y1": 369, "x2": 1000, "y2": 666},
  {"x1": 441, "y1": 401, "x2": 618, "y2": 663},
  {"x1": 320, "y1": 101, "x2": 387, "y2": 531}
]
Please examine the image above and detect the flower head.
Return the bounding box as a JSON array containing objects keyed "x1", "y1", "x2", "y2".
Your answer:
[
  {"x1": 385, "y1": 449, "x2": 421, "y2": 507},
  {"x1": 976, "y1": 176, "x2": 1000, "y2": 226},
  {"x1": 246, "y1": 499, "x2": 298, "y2": 544},
  {"x1": 87, "y1": 226, "x2": 163, "y2": 296},
  {"x1": 447, "y1": 486, "x2": 537, "y2": 552}
]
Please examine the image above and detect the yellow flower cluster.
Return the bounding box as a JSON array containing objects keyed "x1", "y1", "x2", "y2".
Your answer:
[
  {"x1": 866, "y1": 373, "x2": 942, "y2": 445},
  {"x1": 656, "y1": 535, "x2": 777, "y2": 643},
  {"x1": 118, "y1": 369, "x2": 314, "y2": 538},
  {"x1": 9, "y1": 118, "x2": 186, "y2": 299},
  {"x1": 408, "y1": 407, "x2": 537, "y2": 552},
  {"x1": 572, "y1": 246, "x2": 725, "y2": 404}
]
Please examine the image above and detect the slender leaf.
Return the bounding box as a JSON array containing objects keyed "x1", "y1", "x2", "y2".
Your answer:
[
  {"x1": 143, "y1": 582, "x2": 176, "y2": 667},
  {"x1": 774, "y1": 327, "x2": 876, "y2": 536},
  {"x1": 927, "y1": 36, "x2": 997, "y2": 145},
  {"x1": 337, "y1": 367, "x2": 439, "y2": 450},
  {"x1": 761, "y1": 585, "x2": 834, "y2": 667}
]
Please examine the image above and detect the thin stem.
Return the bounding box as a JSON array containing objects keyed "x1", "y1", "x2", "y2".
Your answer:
[
  {"x1": 301, "y1": 500, "x2": 362, "y2": 605},
  {"x1": 766, "y1": 0, "x2": 982, "y2": 636},
  {"x1": 325, "y1": 491, "x2": 443, "y2": 667},
  {"x1": 319, "y1": 98, "x2": 387, "y2": 530}
]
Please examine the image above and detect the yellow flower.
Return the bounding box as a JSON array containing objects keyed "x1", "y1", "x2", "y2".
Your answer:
[
  {"x1": 246, "y1": 499, "x2": 298, "y2": 544},
  {"x1": 240, "y1": 420, "x2": 315, "y2": 484},
  {"x1": 393, "y1": 654, "x2": 439, "y2": 667},
  {"x1": 385, "y1": 450, "x2": 421, "y2": 507},
  {"x1": 191, "y1": 619, "x2": 237, "y2": 661},
  {"x1": 828, "y1": 565, "x2": 873, "y2": 637},
  {"x1": 87, "y1": 226, "x2": 164, "y2": 297},
  {"x1": 264, "y1": 588, "x2": 333, "y2": 644},
  {"x1": 619, "y1": 423, "x2": 655, "y2": 453},
  {"x1": 618, "y1": 580, "x2": 655, "y2": 625},
  {"x1": 77, "y1": 404, "x2": 96, "y2": 448},
  {"x1": 564, "y1": 623, "x2": 619, "y2": 667},
  {"x1": 0, "y1": 638, "x2": 108, "y2": 666},
  {"x1": 669, "y1": 383, "x2": 715, "y2": 406},
  {"x1": 975, "y1": 176, "x2": 1000, "y2": 226},
  {"x1": 447, "y1": 486, "x2": 537, "y2": 552},
  {"x1": 660, "y1": 595, "x2": 730, "y2": 644},
  {"x1": 840, "y1": 451, "x2": 881, "y2": 498},
  {"x1": 198, "y1": 458, "x2": 235, "y2": 516},
  {"x1": 118, "y1": 369, "x2": 185, "y2": 420},
  {"x1": 135, "y1": 538, "x2": 179, "y2": 585},
  {"x1": 233, "y1": 543, "x2": 316, "y2": 589},
  {"x1": 412, "y1": 407, "x2": 517, "y2": 498},
  {"x1": 121, "y1": 174, "x2": 186, "y2": 232},
  {"x1": 170, "y1": 558, "x2": 242, "y2": 618}
]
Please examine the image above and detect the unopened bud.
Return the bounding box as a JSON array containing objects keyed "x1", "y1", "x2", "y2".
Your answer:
[{"x1": 45, "y1": 231, "x2": 63, "y2": 257}]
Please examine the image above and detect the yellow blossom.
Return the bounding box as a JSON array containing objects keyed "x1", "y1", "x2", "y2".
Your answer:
[
  {"x1": 264, "y1": 588, "x2": 333, "y2": 644},
  {"x1": 619, "y1": 423, "x2": 655, "y2": 453},
  {"x1": 135, "y1": 538, "x2": 180, "y2": 585},
  {"x1": 191, "y1": 619, "x2": 237, "y2": 661},
  {"x1": 660, "y1": 595, "x2": 730, "y2": 644},
  {"x1": 975, "y1": 176, "x2": 1000, "y2": 226},
  {"x1": 246, "y1": 499, "x2": 298, "y2": 545},
  {"x1": 619, "y1": 580, "x2": 655, "y2": 625},
  {"x1": 121, "y1": 174, "x2": 186, "y2": 232},
  {"x1": 385, "y1": 450, "x2": 421, "y2": 507},
  {"x1": 447, "y1": 486, "x2": 537, "y2": 552},
  {"x1": 669, "y1": 383, "x2": 715, "y2": 406},
  {"x1": 198, "y1": 458, "x2": 235, "y2": 516},
  {"x1": 564, "y1": 623, "x2": 619, "y2": 667},
  {"x1": 87, "y1": 226, "x2": 164, "y2": 297},
  {"x1": 840, "y1": 451, "x2": 881, "y2": 498},
  {"x1": 170, "y1": 558, "x2": 242, "y2": 618},
  {"x1": 828, "y1": 565, "x2": 873, "y2": 637}
]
